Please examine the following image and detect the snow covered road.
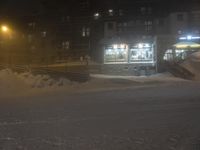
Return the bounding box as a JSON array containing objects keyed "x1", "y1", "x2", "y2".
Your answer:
[{"x1": 0, "y1": 81, "x2": 200, "y2": 149}]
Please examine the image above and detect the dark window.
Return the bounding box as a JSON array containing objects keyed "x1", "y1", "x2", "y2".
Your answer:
[
  {"x1": 108, "y1": 22, "x2": 114, "y2": 30},
  {"x1": 159, "y1": 19, "x2": 164, "y2": 26},
  {"x1": 177, "y1": 14, "x2": 184, "y2": 21},
  {"x1": 140, "y1": 7, "x2": 146, "y2": 14},
  {"x1": 147, "y1": 7, "x2": 152, "y2": 14},
  {"x1": 119, "y1": 9, "x2": 123, "y2": 16}
]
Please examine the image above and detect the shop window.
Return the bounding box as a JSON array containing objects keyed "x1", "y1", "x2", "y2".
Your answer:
[
  {"x1": 163, "y1": 49, "x2": 173, "y2": 61},
  {"x1": 130, "y1": 43, "x2": 153, "y2": 62},
  {"x1": 104, "y1": 45, "x2": 128, "y2": 63}
]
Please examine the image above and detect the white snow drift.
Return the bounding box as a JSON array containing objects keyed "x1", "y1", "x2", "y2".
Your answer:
[{"x1": 181, "y1": 51, "x2": 200, "y2": 80}]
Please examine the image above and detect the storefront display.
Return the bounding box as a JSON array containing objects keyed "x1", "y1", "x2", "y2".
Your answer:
[
  {"x1": 104, "y1": 44, "x2": 128, "y2": 63},
  {"x1": 129, "y1": 43, "x2": 154, "y2": 63}
]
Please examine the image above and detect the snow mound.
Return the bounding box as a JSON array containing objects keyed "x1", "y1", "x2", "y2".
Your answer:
[
  {"x1": 181, "y1": 51, "x2": 200, "y2": 80},
  {"x1": 91, "y1": 72, "x2": 184, "y2": 83},
  {"x1": 0, "y1": 69, "x2": 72, "y2": 88}
]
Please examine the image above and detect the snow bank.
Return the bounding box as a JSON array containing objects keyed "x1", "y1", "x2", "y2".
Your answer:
[
  {"x1": 0, "y1": 69, "x2": 72, "y2": 89},
  {"x1": 181, "y1": 51, "x2": 200, "y2": 80},
  {"x1": 0, "y1": 69, "x2": 76, "y2": 98},
  {"x1": 0, "y1": 68, "x2": 187, "y2": 98},
  {"x1": 90, "y1": 72, "x2": 185, "y2": 83}
]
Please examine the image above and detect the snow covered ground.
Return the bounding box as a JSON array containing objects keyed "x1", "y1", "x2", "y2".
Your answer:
[
  {"x1": 90, "y1": 72, "x2": 186, "y2": 83},
  {"x1": 0, "y1": 68, "x2": 189, "y2": 99},
  {"x1": 181, "y1": 51, "x2": 200, "y2": 80},
  {"x1": 0, "y1": 69, "x2": 200, "y2": 149}
]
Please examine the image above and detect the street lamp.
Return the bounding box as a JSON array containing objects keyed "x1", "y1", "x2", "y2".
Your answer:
[
  {"x1": 1, "y1": 25, "x2": 12, "y2": 65},
  {"x1": 1, "y1": 25, "x2": 9, "y2": 33}
]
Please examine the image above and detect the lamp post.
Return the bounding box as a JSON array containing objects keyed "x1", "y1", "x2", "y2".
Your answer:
[{"x1": 1, "y1": 25, "x2": 12, "y2": 65}]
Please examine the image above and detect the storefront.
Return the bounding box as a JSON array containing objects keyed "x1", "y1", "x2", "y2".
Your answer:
[
  {"x1": 129, "y1": 43, "x2": 154, "y2": 64},
  {"x1": 104, "y1": 44, "x2": 128, "y2": 64},
  {"x1": 163, "y1": 41, "x2": 200, "y2": 61},
  {"x1": 103, "y1": 42, "x2": 156, "y2": 75}
]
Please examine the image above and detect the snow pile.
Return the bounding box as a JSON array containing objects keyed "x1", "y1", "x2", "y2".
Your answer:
[
  {"x1": 0, "y1": 68, "x2": 187, "y2": 98},
  {"x1": 181, "y1": 51, "x2": 200, "y2": 80},
  {"x1": 17, "y1": 72, "x2": 72, "y2": 88},
  {"x1": 0, "y1": 69, "x2": 73, "y2": 89},
  {"x1": 91, "y1": 72, "x2": 185, "y2": 83},
  {"x1": 0, "y1": 69, "x2": 77, "y2": 98}
]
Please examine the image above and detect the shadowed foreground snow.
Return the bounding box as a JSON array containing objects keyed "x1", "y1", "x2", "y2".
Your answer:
[{"x1": 0, "y1": 80, "x2": 200, "y2": 149}]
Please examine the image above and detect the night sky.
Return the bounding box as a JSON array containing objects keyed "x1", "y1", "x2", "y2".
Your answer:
[{"x1": 0, "y1": 0, "x2": 199, "y2": 17}]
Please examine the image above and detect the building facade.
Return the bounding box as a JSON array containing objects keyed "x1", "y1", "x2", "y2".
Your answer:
[{"x1": 4, "y1": 0, "x2": 199, "y2": 74}]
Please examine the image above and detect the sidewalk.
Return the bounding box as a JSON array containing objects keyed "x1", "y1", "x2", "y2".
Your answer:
[{"x1": 90, "y1": 72, "x2": 187, "y2": 83}]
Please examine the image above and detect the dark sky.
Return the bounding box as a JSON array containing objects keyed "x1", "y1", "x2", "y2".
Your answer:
[{"x1": 0, "y1": 0, "x2": 199, "y2": 17}]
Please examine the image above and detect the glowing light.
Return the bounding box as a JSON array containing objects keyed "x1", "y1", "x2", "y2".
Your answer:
[
  {"x1": 191, "y1": 36, "x2": 200, "y2": 39},
  {"x1": 1, "y1": 25, "x2": 9, "y2": 32},
  {"x1": 94, "y1": 13, "x2": 100, "y2": 17},
  {"x1": 176, "y1": 45, "x2": 200, "y2": 48},
  {"x1": 108, "y1": 9, "x2": 113, "y2": 13},
  {"x1": 138, "y1": 43, "x2": 143, "y2": 48},
  {"x1": 120, "y1": 44, "x2": 125, "y2": 49},
  {"x1": 179, "y1": 35, "x2": 200, "y2": 40},
  {"x1": 179, "y1": 37, "x2": 187, "y2": 40},
  {"x1": 94, "y1": 13, "x2": 100, "y2": 20},
  {"x1": 145, "y1": 43, "x2": 150, "y2": 47},
  {"x1": 113, "y1": 44, "x2": 118, "y2": 49},
  {"x1": 174, "y1": 42, "x2": 200, "y2": 48},
  {"x1": 108, "y1": 9, "x2": 114, "y2": 16},
  {"x1": 187, "y1": 35, "x2": 192, "y2": 40}
]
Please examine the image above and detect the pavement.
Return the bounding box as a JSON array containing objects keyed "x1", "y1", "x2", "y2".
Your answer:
[{"x1": 0, "y1": 81, "x2": 200, "y2": 149}]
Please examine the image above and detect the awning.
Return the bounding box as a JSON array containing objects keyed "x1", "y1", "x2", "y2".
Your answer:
[{"x1": 174, "y1": 41, "x2": 200, "y2": 49}]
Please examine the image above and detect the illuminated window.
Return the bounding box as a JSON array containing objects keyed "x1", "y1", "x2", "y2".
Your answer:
[
  {"x1": 82, "y1": 27, "x2": 86, "y2": 37},
  {"x1": 82, "y1": 27, "x2": 90, "y2": 37},
  {"x1": 163, "y1": 49, "x2": 173, "y2": 61},
  {"x1": 104, "y1": 44, "x2": 128, "y2": 63},
  {"x1": 108, "y1": 9, "x2": 114, "y2": 16},
  {"x1": 62, "y1": 41, "x2": 70, "y2": 49},
  {"x1": 94, "y1": 13, "x2": 100, "y2": 20},
  {"x1": 130, "y1": 43, "x2": 153, "y2": 62}
]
